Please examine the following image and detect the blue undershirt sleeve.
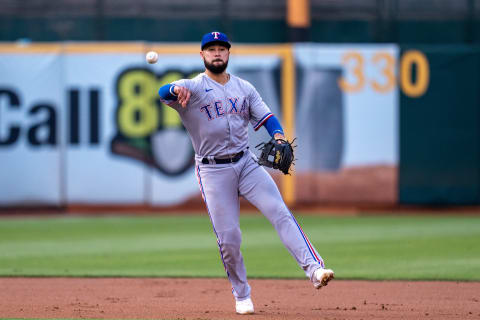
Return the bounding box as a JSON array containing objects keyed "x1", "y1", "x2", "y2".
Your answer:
[
  {"x1": 264, "y1": 115, "x2": 284, "y2": 137},
  {"x1": 158, "y1": 84, "x2": 177, "y2": 101}
]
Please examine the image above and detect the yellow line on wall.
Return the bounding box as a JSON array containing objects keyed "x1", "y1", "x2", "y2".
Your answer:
[
  {"x1": 280, "y1": 45, "x2": 296, "y2": 206},
  {"x1": 0, "y1": 42, "x2": 145, "y2": 53},
  {"x1": 64, "y1": 42, "x2": 145, "y2": 53},
  {"x1": 0, "y1": 43, "x2": 62, "y2": 53}
]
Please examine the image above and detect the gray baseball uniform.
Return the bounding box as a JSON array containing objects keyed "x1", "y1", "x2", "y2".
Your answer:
[{"x1": 160, "y1": 72, "x2": 324, "y2": 301}]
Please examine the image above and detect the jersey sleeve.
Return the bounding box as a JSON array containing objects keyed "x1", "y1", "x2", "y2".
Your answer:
[{"x1": 247, "y1": 84, "x2": 273, "y2": 131}]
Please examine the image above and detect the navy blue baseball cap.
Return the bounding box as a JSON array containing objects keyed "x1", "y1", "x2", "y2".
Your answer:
[{"x1": 201, "y1": 31, "x2": 231, "y2": 50}]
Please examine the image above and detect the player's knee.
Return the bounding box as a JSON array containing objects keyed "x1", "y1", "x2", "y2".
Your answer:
[
  {"x1": 259, "y1": 202, "x2": 292, "y2": 228},
  {"x1": 217, "y1": 227, "x2": 242, "y2": 248},
  {"x1": 262, "y1": 201, "x2": 289, "y2": 218},
  {"x1": 272, "y1": 210, "x2": 294, "y2": 228}
]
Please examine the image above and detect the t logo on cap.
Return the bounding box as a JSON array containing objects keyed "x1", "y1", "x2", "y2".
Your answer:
[{"x1": 201, "y1": 31, "x2": 231, "y2": 50}]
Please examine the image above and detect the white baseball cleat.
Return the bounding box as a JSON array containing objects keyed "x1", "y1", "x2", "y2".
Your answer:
[
  {"x1": 235, "y1": 298, "x2": 254, "y2": 315},
  {"x1": 312, "y1": 268, "x2": 335, "y2": 289}
]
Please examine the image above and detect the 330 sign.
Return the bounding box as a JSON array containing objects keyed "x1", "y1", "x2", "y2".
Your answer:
[{"x1": 339, "y1": 50, "x2": 430, "y2": 97}]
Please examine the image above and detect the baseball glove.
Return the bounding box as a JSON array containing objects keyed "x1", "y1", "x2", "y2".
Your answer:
[{"x1": 255, "y1": 138, "x2": 296, "y2": 175}]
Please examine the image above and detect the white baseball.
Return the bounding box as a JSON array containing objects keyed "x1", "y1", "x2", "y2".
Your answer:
[{"x1": 146, "y1": 51, "x2": 158, "y2": 64}]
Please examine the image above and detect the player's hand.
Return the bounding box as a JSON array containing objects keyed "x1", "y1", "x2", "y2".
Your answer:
[
  {"x1": 174, "y1": 86, "x2": 191, "y2": 108},
  {"x1": 274, "y1": 133, "x2": 286, "y2": 143}
]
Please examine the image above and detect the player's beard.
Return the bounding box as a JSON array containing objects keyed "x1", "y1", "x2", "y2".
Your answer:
[{"x1": 204, "y1": 58, "x2": 228, "y2": 74}]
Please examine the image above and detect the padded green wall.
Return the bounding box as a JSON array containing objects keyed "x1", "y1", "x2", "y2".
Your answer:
[{"x1": 399, "y1": 46, "x2": 480, "y2": 204}]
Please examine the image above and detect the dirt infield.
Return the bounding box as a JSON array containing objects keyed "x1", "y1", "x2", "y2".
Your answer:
[{"x1": 1, "y1": 278, "x2": 479, "y2": 320}]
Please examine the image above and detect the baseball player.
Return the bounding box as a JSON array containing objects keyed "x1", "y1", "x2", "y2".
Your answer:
[{"x1": 158, "y1": 31, "x2": 334, "y2": 315}]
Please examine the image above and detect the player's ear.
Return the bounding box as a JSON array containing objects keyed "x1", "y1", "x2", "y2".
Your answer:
[{"x1": 200, "y1": 51, "x2": 205, "y2": 59}]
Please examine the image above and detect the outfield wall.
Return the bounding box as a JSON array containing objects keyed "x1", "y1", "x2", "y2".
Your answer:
[{"x1": 0, "y1": 42, "x2": 476, "y2": 207}]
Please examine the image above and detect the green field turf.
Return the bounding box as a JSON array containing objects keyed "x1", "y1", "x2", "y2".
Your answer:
[{"x1": 0, "y1": 213, "x2": 479, "y2": 280}]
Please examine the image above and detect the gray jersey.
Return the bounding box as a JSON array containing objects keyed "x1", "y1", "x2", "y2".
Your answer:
[{"x1": 160, "y1": 73, "x2": 272, "y2": 158}]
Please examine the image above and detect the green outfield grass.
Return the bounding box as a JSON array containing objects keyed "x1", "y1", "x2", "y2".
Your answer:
[{"x1": 0, "y1": 213, "x2": 479, "y2": 280}]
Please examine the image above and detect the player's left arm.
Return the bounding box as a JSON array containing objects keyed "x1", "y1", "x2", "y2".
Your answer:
[
  {"x1": 248, "y1": 84, "x2": 286, "y2": 141},
  {"x1": 264, "y1": 116, "x2": 286, "y2": 141}
]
